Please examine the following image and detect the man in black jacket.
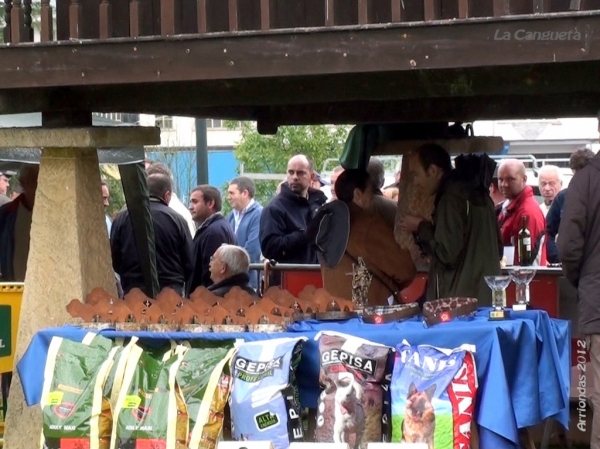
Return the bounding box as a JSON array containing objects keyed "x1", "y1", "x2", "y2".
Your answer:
[
  {"x1": 208, "y1": 244, "x2": 256, "y2": 297},
  {"x1": 188, "y1": 185, "x2": 236, "y2": 295},
  {"x1": 111, "y1": 173, "x2": 194, "y2": 296},
  {"x1": 260, "y1": 154, "x2": 327, "y2": 264}
]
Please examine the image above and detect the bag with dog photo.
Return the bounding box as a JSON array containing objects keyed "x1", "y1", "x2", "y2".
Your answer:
[
  {"x1": 314, "y1": 331, "x2": 394, "y2": 449},
  {"x1": 391, "y1": 340, "x2": 477, "y2": 449}
]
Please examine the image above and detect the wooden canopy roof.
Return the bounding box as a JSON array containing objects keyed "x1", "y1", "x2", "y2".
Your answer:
[{"x1": 1, "y1": 0, "x2": 600, "y2": 130}]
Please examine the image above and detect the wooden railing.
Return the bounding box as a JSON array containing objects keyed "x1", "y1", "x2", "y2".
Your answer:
[{"x1": 2, "y1": 0, "x2": 599, "y2": 45}]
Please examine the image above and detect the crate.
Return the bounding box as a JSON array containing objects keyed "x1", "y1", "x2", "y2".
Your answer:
[{"x1": 0, "y1": 283, "x2": 24, "y2": 375}]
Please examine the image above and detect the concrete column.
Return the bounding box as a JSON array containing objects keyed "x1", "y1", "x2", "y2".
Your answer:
[{"x1": 0, "y1": 126, "x2": 159, "y2": 449}]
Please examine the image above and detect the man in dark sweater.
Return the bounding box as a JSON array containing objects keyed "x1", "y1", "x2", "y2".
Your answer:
[
  {"x1": 188, "y1": 185, "x2": 236, "y2": 295},
  {"x1": 111, "y1": 173, "x2": 194, "y2": 296},
  {"x1": 260, "y1": 154, "x2": 327, "y2": 264}
]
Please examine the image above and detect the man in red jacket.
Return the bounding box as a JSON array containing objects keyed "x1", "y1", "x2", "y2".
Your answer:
[{"x1": 497, "y1": 159, "x2": 546, "y2": 265}]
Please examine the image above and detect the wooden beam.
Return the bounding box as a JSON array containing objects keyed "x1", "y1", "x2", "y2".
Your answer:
[
  {"x1": 260, "y1": 0, "x2": 270, "y2": 30},
  {"x1": 325, "y1": 0, "x2": 335, "y2": 26},
  {"x1": 69, "y1": 0, "x2": 83, "y2": 39},
  {"x1": 160, "y1": 0, "x2": 178, "y2": 36},
  {"x1": 358, "y1": 0, "x2": 369, "y2": 25},
  {"x1": 130, "y1": 0, "x2": 142, "y2": 37},
  {"x1": 458, "y1": 0, "x2": 469, "y2": 19},
  {"x1": 391, "y1": 0, "x2": 402, "y2": 22},
  {"x1": 229, "y1": 0, "x2": 238, "y2": 32},
  {"x1": 99, "y1": 0, "x2": 113, "y2": 39},
  {"x1": 424, "y1": 0, "x2": 442, "y2": 21},
  {"x1": 197, "y1": 0, "x2": 207, "y2": 33},
  {"x1": 40, "y1": 0, "x2": 53, "y2": 42},
  {"x1": 0, "y1": 14, "x2": 599, "y2": 90},
  {"x1": 10, "y1": 0, "x2": 23, "y2": 43},
  {"x1": 569, "y1": 0, "x2": 583, "y2": 10},
  {"x1": 533, "y1": 0, "x2": 547, "y2": 13},
  {"x1": 493, "y1": 0, "x2": 511, "y2": 16}
]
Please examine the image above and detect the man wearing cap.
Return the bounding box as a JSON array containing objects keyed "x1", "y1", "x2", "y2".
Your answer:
[
  {"x1": 0, "y1": 165, "x2": 39, "y2": 282},
  {"x1": 0, "y1": 172, "x2": 12, "y2": 206},
  {"x1": 311, "y1": 172, "x2": 330, "y2": 190},
  {"x1": 312, "y1": 169, "x2": 415, "y2": 306}
]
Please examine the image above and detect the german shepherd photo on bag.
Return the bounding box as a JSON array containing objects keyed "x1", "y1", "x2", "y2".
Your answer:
[{"x1": 391, "y1": 340, "x2": 477, "y2": 449}]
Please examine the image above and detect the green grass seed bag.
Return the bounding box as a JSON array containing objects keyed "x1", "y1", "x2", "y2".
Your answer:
[
  {"x1": 40, "y1": 334, "x2": 118, "y2": 449},
  {"x1": 111, "y1": 343, "x2": 188, "y2": 449},
  {"x1": 175, "y1": 340, "x2": 238, "y2": 449}
]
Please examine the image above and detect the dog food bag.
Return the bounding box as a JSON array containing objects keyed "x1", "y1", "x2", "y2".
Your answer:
[
  {"x1": 230, "y1": 337, "x2": 307, "y2": 449},
  {"x1": 175, "y1": 339, "x2": 238, "y2": 449},
  {"x1": 391, "y1": 340, "x2": 477, "y2": 449},
  {"x1": 41, "y1": 334, "x2": 118, "y2": 449},
  {"x1": 314, "y1": 331, "x2": 394, "y2": 449},
  {"x1": 110, "y1": 343, "x2": 188, "y2": 449}
]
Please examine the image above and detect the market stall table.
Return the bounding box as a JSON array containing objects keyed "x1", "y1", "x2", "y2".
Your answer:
[{"x1": 17, "y1": 309, "x2": 569, "y2": 449}]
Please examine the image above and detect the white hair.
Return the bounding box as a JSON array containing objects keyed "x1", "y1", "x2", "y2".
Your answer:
[
  {"x1": 219, "y1": 244, "x2": 250, "y2": 275},
  {"x1": 538, "y1": 164, "x2": 563, "y2": 182}
]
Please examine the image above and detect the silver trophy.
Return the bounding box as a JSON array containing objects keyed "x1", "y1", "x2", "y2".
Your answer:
[
  {"x1": 509, "y1": 268, "x2": 536, "y2": 311},
  {"x1": 484, "y1": 275, "x2": 511, "y2": 320}
]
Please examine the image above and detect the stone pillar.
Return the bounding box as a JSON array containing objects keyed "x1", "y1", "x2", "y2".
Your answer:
[{"x1": 0, "y1": 126, "x2": 160, "y2": 449}]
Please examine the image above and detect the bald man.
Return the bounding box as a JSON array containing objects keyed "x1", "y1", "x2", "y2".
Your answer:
[
  {"x1": 260, "y1": 154, "x2": 327, "y2": 264},
  {"x1": 497, "y1": 159, "x2": 546, "y2": 265},
  {"x1": 537, "y1": 165, "x2": 563, "y2": 216}
]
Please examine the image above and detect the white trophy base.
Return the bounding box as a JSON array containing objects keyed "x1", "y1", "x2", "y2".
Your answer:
[{"x1": 512, "y1": 303, "x2": 528, "y2": 311}]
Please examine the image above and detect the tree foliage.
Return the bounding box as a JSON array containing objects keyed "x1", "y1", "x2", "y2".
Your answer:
[{"x1": 225, "y1": 121, "x2": 349, "y2": 208}]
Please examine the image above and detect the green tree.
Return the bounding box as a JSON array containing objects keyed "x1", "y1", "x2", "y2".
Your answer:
[{"x1": 225, "y1": 122, "x2": 349, "y2": 208}]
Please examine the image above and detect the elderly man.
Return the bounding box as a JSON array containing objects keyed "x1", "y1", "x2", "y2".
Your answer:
[
  {"x1": 208, "y1": 244, "x2": 256, "y2": 297},
  {"x1": 538, "y1": 165, "x2": 563, "y2": 217},
  {"x1": 497, "y1": 159, "x2": 546, "y2": 265}
]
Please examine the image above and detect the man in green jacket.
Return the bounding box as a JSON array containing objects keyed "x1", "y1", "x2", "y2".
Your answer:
[{"x1": 400, "y1": 144, "x2": 501, "y2": 306}]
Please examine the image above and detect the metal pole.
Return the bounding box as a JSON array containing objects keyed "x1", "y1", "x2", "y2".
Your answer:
[{"x1": 195, "y1": 118, "x2": 208, "y2": 185}]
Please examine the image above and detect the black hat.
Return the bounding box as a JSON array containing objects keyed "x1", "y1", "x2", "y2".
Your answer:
[{"x1": 308, "y1": 200, "x2": 350, "y2": 268}]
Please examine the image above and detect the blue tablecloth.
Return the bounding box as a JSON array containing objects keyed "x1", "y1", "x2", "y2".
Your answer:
[{"x1": 18, "y1": 308, "x2": 570, "y2": 449}]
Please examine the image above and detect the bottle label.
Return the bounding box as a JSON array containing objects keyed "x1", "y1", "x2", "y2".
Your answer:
[{"x1": 522, "y1": 238, "x2": 531, "y2": 246}]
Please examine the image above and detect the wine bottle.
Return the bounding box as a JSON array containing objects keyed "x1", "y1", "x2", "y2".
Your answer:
[{"x1": 517, "y1": 215, "x2": 532, "y2": 266}]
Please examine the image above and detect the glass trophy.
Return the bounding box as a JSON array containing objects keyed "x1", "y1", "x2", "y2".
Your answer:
[
  {"x1": 484, "y1": 275, "x2": 511, "y2": 320},
  {"x1": 509, "y1": 268, "x2": 536, "y2": 311}
]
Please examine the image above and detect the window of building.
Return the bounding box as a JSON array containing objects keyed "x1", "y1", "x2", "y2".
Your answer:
[
  {"x1": 155, "y1": 116, "x2": 174, "y2": 130},
  {"x1": 207, "y1": 119, "x2": 224, "y2": 129}
]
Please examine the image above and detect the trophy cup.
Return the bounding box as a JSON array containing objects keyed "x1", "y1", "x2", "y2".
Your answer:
[
  {"x1": 509, "y1": 268, "x2": 536, "y2": 311},
  {"x1": 484, "y1": 275, "x2": 511, "y2": 320}
]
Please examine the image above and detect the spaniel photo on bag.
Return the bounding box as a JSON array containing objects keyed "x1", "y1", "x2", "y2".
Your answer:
[{"x1": 391, "y1": 340, "x2": 477, "y2": 449}]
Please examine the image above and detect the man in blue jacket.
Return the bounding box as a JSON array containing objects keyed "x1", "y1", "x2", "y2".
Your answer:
[
  {"x1": 227, "y1": 176, "x2": 263, "y2": 289},
  {"x1": 188, "y1": 185, "x2": 236, "y2": 295},
  {"x1": 260, "y1": 154, "x2": 327, "y2": 265},
  {"x1": 546, "y1": 148, "x2": 594, "y2": 263}
]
